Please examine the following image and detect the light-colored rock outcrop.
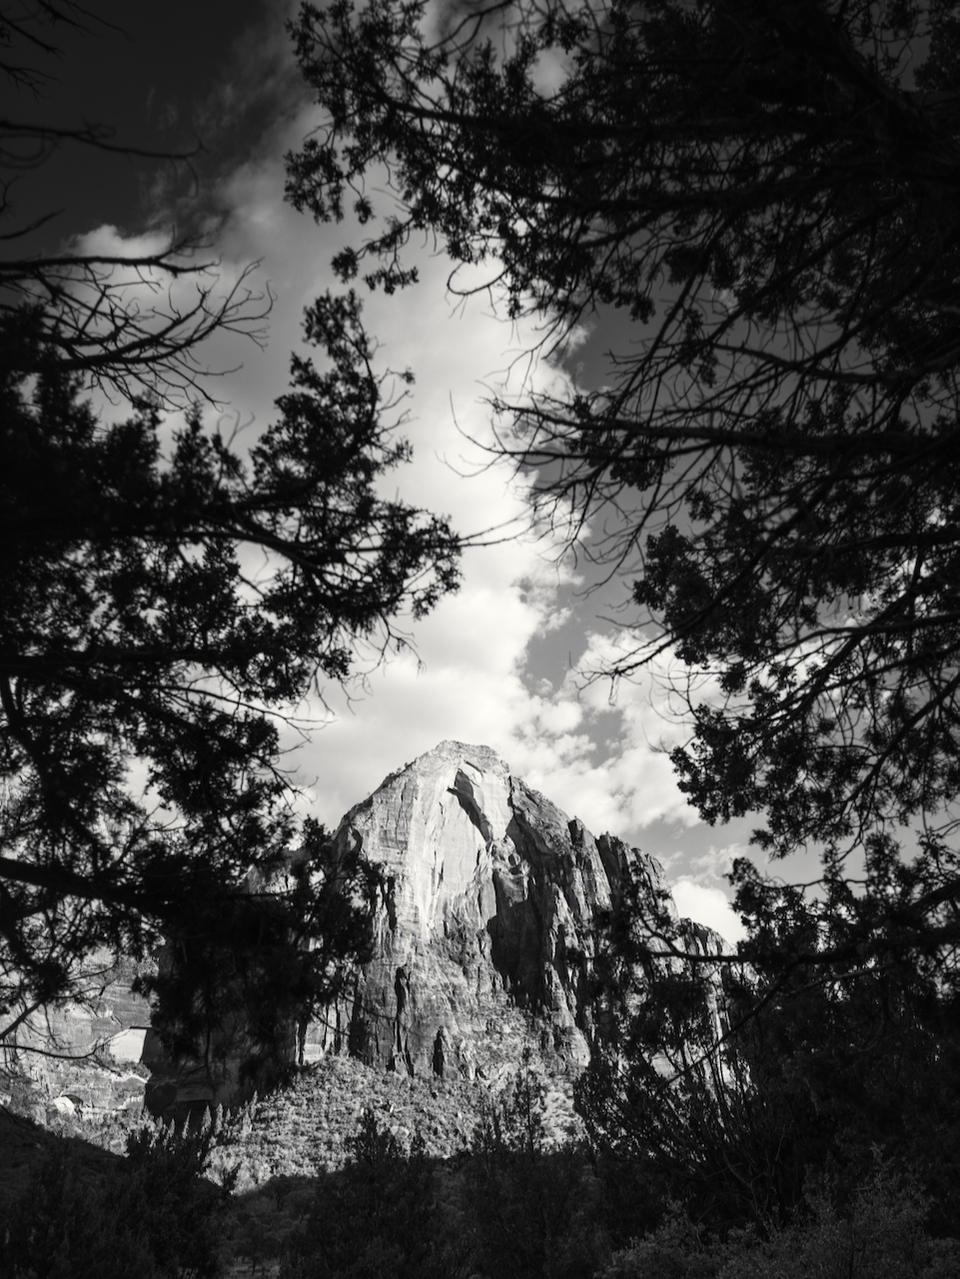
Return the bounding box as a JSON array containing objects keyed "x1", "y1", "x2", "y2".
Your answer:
[
  {"x1": 302, "y1": 740, "x2": 676, "y2": 1081},
  {"x1": 2, "y1": 955, "x2": 152, "y2": 1120},
  {"x1": 5, "y1": 740, "x2": 721, "y2": 1116}
]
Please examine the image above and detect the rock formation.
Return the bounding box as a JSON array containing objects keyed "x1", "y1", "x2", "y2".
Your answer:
[
  {"x1": 1, "y1": 955, "x2": 152, "y2": 1122},
  {"x1": 6, "y1": 740, "x2": 724, "y2": 1117},
  {"x1": 300, "y1": 740, "x2": 682, "y2": 1082}
]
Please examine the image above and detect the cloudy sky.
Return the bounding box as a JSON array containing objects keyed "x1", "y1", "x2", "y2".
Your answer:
[{"x1": 15, "y1": 0, "x2": 816, "y2": 941}]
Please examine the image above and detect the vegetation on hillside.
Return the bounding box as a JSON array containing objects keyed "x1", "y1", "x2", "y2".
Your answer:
[{"x1": 6, "y1": 1058, "x2": 959, "y2": 1279}]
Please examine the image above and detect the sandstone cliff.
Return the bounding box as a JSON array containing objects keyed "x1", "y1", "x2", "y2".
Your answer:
[
  {"x1": 301, "y1": 740, "x2": 680, "y2": 1082},
  {"x1": 6, "y1": 740, "x2": 724, "y2": 1116}
]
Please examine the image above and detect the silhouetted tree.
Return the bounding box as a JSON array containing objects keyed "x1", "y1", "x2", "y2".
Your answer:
[
  {"x1": 287, "y1": 0, "x2": 960, "y2": 963},
  {"x1": 0, "y1": 1, "x2": 267, "y2": 402},
  {"x1": 579, "y1": 861, "x2": 960, "y2": 1233},
  {"x1": 0, "y1": 289, "x2": 459, "y2": 1042},
  {"x1": 280, "y1": 1109, "x2": 447, "y2": 1279},
  {"x1": 0, "y1": 1118, "x2": 233, "y2": 1277},
  {"x1": 466, "y1": 1062, "x2": 607, "y2": 1279}
]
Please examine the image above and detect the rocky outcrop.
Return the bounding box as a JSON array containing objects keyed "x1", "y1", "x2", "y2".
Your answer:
[
  {"x1": 1, "y1": 956, "x2": 152, "y2": 1122},
  {"x1": 301, "y1": 740, "x2": 678, "y2": 1082},
  {"x1": 5, "y1": 740, "x2": 721, "y2": 1117}
]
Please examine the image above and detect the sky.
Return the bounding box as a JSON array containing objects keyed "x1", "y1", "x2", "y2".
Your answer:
[{"x1": 7, "y1": 0, "x2": 818, "y2": 943}]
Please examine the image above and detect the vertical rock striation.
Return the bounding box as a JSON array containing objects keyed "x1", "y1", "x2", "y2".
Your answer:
[
  {"x1": 6, "y1": 740, "x2": 724, "y2": 1117},
  {"x1": 302, "y1": 740, "x2": 679, "y2": 1081}
]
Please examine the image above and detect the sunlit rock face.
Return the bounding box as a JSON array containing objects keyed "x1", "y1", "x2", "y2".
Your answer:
[
  {"x1": 2, "y1": 956, "x2": 152, "y2": 1121},
  {"x1": 302, "y1": 740, "x2": 674, "y2": 1081},
  {"x1": 6, "y1": 740, "x2": 704, "y2": 1119}
]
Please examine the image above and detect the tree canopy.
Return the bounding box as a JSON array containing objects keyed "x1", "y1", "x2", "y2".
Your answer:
[
  {"x1": 287, "y1": 0, "x2": 960, "y2": 956},
  {"x1": 0, "y1": 2, "x2": 461, "y2": 1072},
  {"x1": 1, "y1": 0, "x2": 268, "y2": 403},
  {"x1": 578, "y1": 858, "x2": 960, "y2": 1233},
  {"x1": 0, "y1": 290, "x2": 460, "y2": 1048}
]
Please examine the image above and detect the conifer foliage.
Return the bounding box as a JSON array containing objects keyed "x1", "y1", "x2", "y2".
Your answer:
[
  {"x1": 0, "y1": 1119, "x2": 231, "y2": 1278},
  {"x1": 0, "y1": 2, "x2": 461, "y2": 1051},
  {"x1": 287, "y1": 0, "x2": 960, "y2": 957},
  {"x1": 0, "y1": 291, "x2": 459, "y2": 1040}
]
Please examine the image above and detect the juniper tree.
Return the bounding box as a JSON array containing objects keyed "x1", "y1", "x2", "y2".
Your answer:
[{"x1": 287, "y1": 0, "x2": 960, "y2": 967}]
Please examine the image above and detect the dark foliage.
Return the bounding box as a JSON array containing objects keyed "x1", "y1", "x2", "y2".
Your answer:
[
  {"x1": 0, "y1": 1118, "x2": 231, "y2": 1278},
  {"x1": 0, "y1": 289, "x2": 459, "y2": 1041},
  {"x1": 599, "y1": 1162, "x2": 960, "y2": 1279},
  {"x1": 135, "y1": 823, "x2": 380, "y2": 1078},
  {"x1": 286, "y1": 0, "x2": 960, "y2": 959},
  {"x1": 280, "y1": 1108, "x2": 453, "y2": 1279},
  {"x1": 466, "y1": 1065, "x2": 607, "y2": 1279},
  {"x1": 579, "y1": 859, "x2": 960, "y2": 1235}
]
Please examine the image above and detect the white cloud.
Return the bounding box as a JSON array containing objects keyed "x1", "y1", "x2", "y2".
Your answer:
[
  {"x1": 689, "y1": 843, "x2": 751, "y2": 882},
  {"x1": 75, "y1": 38, "x2": 745, "y2": 894},
  {"x1": 500, "y1": 628, "x2": 720, "y2": 838},
  {"x1": 672, "y1": 878, "x2": 746, "y2": 946}
]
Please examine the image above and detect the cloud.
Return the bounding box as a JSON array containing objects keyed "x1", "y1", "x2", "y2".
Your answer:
[
  {"x1": 502, "y1": 628, "x2": 720, "y2": 837},
  {"x1": 667, "y1": 839, "x2": 751, "y2": 945},
  {"x1": 71, "y1": 211, "x2": 720, "y2": 918},
  {"x1": 689, "y1": 843, "x2": 751, "y2": 882},
  {"x1": 672, "y1": 878, "x2": 746, "y2": 945},
  {"x1": 76, "y1": 24, "x2": 757, "y2": 909}
]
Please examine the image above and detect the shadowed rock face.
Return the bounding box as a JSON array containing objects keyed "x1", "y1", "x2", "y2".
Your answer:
[
  {"x1": 7, "y1": 741, "x2": 722, "y2": 1116},
  {"x1": 302, "y1": 741, "x2": 676, "y2": 1081}
]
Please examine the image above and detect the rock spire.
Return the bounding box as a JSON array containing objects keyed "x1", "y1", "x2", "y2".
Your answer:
[
  {"x1": 8, "y1": 740, "x2": 713, "y2": 1116},
  {"x1": 302, "y1": 740, "x2": 674, "y2": 1081}
]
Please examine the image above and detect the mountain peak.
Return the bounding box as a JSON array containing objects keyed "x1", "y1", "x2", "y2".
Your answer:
[
  {"x1": 12, "y1": 741, "x2": 697, "y2": 1118},
  {"x1": 300, "y1": 740, "x2": 673, "y2": 1081}
]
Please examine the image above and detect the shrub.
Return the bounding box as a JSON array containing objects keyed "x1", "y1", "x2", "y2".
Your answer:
[
  {"x1": 464, "y1": 1064, "x2": 609, "y2": 1279},
  {"x1": 601, "y1": 1163, "x2": 960, "y2": 1279},
  {"x1": 279, "y1": 1108, "x2": 459, "y2": 1279},
  {"x1": 0, "y1": 1119, "x2": 233, "y2": 1278}
]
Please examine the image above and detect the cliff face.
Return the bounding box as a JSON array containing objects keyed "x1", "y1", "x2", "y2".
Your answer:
[
  {"x1": 301, "y1": 740, "x2": 677, "y2": 1081},
  {"x1": 2, "y1": 956, "x2": 152, "y2": 1121},
  {"x1": 6, "y1": 740, "x2": 721, "y2": 1116}
]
